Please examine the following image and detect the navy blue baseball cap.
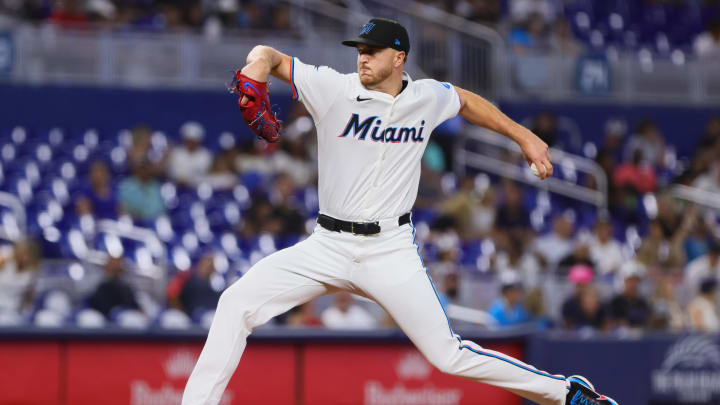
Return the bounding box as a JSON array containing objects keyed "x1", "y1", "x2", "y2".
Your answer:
[{"x1": 342, "y1": 18, "x2": 410, "y2": 55}]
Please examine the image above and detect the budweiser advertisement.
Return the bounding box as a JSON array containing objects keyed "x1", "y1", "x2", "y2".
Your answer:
[
  {"x1": 65, "y1": 342, "x2": 295, "y2": 405},
  {"x1": 304, "y1": 343, "x2": 524, "y2": 405}
]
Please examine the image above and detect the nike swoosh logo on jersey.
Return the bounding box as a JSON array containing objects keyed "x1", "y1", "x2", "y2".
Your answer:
[{"x1": 356, "y1": 96, "x2": 372, "y2": 102}]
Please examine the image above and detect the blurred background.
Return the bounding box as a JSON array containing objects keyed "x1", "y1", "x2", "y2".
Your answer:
[{"x1": 0, "y1": 0, "x2": 719, "y2": 404}]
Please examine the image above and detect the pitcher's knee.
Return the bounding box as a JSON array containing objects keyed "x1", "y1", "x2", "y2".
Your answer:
[
  {"x1": 217, "y1": 280, "x2": 261, "y2": 330},
  {"x1": 425, "y1": 350, "x2": 460, "y2": 375}
]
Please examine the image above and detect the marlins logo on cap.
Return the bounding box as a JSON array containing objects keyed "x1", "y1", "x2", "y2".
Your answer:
[{"x1": 342, "y1": 18, "x2": 410, "y2": 55}]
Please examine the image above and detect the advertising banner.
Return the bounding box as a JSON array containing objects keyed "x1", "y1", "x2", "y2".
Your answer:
[
  {"x1": 65, "y1": 342, "x2": 295, "y2": 405},
  {"x1": 650, "y1": 334, "x2": 720, "y2": 404},
  {"x1": 303, "y1": 343, "x2": 524, "y2": 405},
  {"x1": 0, "y1": 342, "x2": 61, "y2": 405}
]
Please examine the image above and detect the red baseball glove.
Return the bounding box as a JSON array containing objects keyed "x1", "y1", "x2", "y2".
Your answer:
[{"x1": 229, "y1": 70, "x2": 281, "y2": 143}]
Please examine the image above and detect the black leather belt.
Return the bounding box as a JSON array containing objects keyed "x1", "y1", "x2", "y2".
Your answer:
[{"x1": 317, "y1": 213, "x2": 411, "y2": 235}]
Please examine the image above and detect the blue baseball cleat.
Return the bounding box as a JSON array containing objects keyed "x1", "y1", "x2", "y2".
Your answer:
[{"x1": 565, "y1": 375, "x2": 619, "y2": 405}]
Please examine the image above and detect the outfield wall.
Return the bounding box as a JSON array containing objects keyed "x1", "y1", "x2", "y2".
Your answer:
[{"x1": 2, "y1": 328, "x2": 718, "y2": 405}]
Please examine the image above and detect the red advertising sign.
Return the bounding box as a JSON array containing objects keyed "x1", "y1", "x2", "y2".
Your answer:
[
  {"x1": 65, "y1": 342, "x2": 295, "y2": 405},
  {"x1": 0, "y1": 342, "x2": 61, "y2": 405},
  {"x1": 303, "y1": 343, "x2": 524, "y2": 405}
]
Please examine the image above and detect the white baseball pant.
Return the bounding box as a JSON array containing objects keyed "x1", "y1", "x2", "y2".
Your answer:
[{"x1": 182, "y1": 219, "x2": 568, "y2": 405}]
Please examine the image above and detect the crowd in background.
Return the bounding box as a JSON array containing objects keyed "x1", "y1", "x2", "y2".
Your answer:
[
  {"x1": 0, "y1": 96, "x2": 718, "y2": 334},
  {"x1": 2, "y1": 0, "x2": 720, "y2": 59},
  {"x1": 0, "y1": 0, "x2": 719, "y2": 333}
]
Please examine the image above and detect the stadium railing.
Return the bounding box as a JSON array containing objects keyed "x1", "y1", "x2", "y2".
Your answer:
[
  {"x1": 2, "y1": 5, "x2": 718, "y2": 104},
  {"x1": 454, "y1": 127, "x2": 608, "y2": 208}
]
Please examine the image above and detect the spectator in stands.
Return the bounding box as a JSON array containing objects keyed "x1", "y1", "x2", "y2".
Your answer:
[
  {"x1": 524, "y1": 287, "x2": 551, "y2": 329},
  {"x1": 694, "y1": 17, "x2": 720, "y2": 59},
  {"x1": 509, "y1": 12, "x2": 549, "y2": 53},
  {"x1": 201, "y1": 151, "x2": 238, "y2": 191},
  {"x1": 698, "y1": 117, "x2": 720, "y2": 151},
  {"x1": 687, "y1": 278, "x2": 719, "y2": 332},
  {"x1": 272, "y1": 137, "x2": 316, "y2": 187},
  {"x1": 656, "y1": 195, "x2": 683, "y2": 240},
  {"x1": 608, "y1": 263, "x2": 651, "y2": 329},
  {"x1": 649, "y1": 277, "x2": 685, "y2": 331},
  {"x1": 321, "y1": 291, "x2": 377, "y2": 330},
  {"x1": 549, "y1": 18, "x2": 583, "y2": 56},
  {"x1": 495, "y1": 237, "x2": 541, "y2": 286},
  {"x1": 454, "y1": 0, "x2": 501, "y2": 25},
  {"x1": 623, "y1": 119, "x2": 665, "y2": 169},
  {"x1": 613, "y1": 149, "x2": 657, "y2": 194},
  {"x1": 179, "y1": 254, "x2": 221, "y2": 318},
  {"x1": 495, "y1": 180, "x2": 531, "y2": 243},
  {"x1": 472, "y1": 186, "x2": 497, "y2": 239},
  {"x1": 235, "y1": 139, "x2": 275, "y2": 175},
  {"x1": 685, "y1": 219, "x2": 712, "y2": 263},
  {"x1": 415, "y1": 152, "x2": 445, "y2": 209},
  {"x1": 692, "y1": 158, "x2": 720, "y2": 195},
  {"x1": 588, "y1": 217, "x2": 624, "y2": 276},
  {"x1": 685, "y1": 237, "x2": 720, "y2": 294},
  {"x1": 268, "y1": 172, "x2": 305, "y2": 236},
  {"x1": 439, "y1": 176, "x2": 484, "y2": 239},
  {"x1": 600, "y1": 118, "x2": 627, "y2": 162},
  {"x1": 561, "y1": 265, "x2": 607, "y2": 331},
  {"x1": 637, "y1": 219, "x2": 688, "y2": 274},
  {"x1": 696, "y1": 117, "x2": 720, "y2": 152},
  {"x1": 437, "y1": 272, "x2": 460, "y2": 310},
  {"x1": 534, "y1": 211, "x2": 575, "y2": 271},
  {"x1": 128, "y1": 124, "x2": 166, "y2": 176},
  {"x1": 49, "y1": 0, "x2": 88, "y2": 28},
  {"x1": 76, "y1": 160, "x2": 117, "y2": 219},
  {"x1": 530, "y1": 111, "x2": 558, "y2": 148},
  {"x1": 88, "y1": 256, "x2": 141, "y2": 317},
  {"x1": 168, "y1": 121, "x2": 212, "y2": 187},
  {"x1": 488, "y1": 276, "x2": 530, "y2": 327},
  {"x1": 677, "y1": 118, "x2": 720, "y2": 186},
  {"x1": 240, "y1": 193, "x2": 274, "y2": 238},
  {"x1": 287, "y1": 301, "x2": 323, "y2": 327},
  {"x1": 510, "y1": 0, "x2": 556, "y2": 23},
  {"x1": 0, "y1": 240, "x2": 40, "y2": 318},
  {"x1": 557, "y1": 242, "x2": 593, "y2": 276},
  {"x1": 119, "y1": 159, "x2": 165, "y2": 223},
  {"x1": 20, "y1": 0, "x2": 52, "y2": 21}
]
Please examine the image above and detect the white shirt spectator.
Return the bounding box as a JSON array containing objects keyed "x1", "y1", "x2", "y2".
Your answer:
[
  {"x1": 321, "y1": 292, "x2": 377, "y2": 329},
  {"x1": 510, "y1": 0, "x2": 557, "y2": 22},
  {"x1": 321, "y1": 304, "x2": 377, "y2": 329},
  {"x1": 0, "y1": 256, "x2": 35, "y2": 314},
  {"x1": 685, "y1": 253, "x2": 720, "y2": 292},
  {"x1": 168, "y1": 122, "x2": 213, "y2": 186},
  {"x1": 688, "y1": 295, "x2": 720, "y2": 332},
  {"x1": 588, "y1": 235, "x2": 624, "y2": 276},
  {"x1": 168, "y1": 146, "x2": 212, "y2": 185},
  {"x1": 534, "y1": 233, "x2": 573, "y2": 268},
  {"x1": 694, "y1": 32, "x2": 720, "y2": 59},
  {"x1": 272, "y1": 150, "x2": 315, "y2": 187},
  {"x1": 692, "y1": 162, "x2": 720, "y2": 195}
]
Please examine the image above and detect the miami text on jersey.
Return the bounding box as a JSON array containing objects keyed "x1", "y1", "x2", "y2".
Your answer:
[{"x1": 338, "y1": 113, "x2": 426, "y2": 143}]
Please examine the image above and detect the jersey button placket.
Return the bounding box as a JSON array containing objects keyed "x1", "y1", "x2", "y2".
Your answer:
[{"x1": 372, "y1": 106, "x2": 391, "y2": 187}]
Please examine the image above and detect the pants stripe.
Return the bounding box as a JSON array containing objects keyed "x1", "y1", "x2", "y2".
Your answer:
[
  {"x1": 409, "y1": 220, "x2": 454, "y2": 337},
  {"x1": 409, "y1": 216, "x2": 565, "y2": 382}
]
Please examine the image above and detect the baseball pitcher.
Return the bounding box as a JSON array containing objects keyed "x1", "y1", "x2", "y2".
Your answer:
[{"x1": 182, "y1": 18, "x2": 618, "y2": 405}]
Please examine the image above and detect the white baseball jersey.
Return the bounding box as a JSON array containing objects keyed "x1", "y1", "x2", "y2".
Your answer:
[{"x1": 290, "y1": 57, "x2": 461, "y2": 222}]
